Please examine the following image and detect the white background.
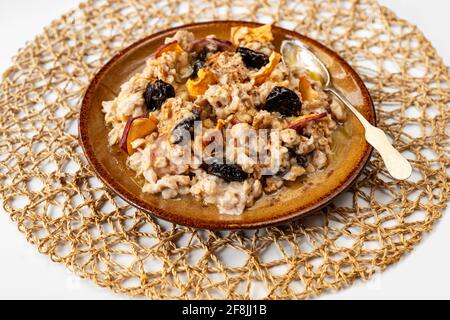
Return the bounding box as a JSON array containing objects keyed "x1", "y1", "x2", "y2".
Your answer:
[{"x1": 0, "y1": 0, "x2": 449, "y2": 300}]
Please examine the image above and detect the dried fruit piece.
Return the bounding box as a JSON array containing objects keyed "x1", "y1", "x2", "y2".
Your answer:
[
  {"x1": 298, "y1": 76, "x2": 319, "y2": 102},
  {"x1": 296, "y1": 155, "x2": 308, "y2": 167},
  {"x1": 171, "y1": 109, "x2": 201, "y2": 144},
  {"x1": 120, "y1": 115, "x2": 146, "y2": 153},
  {"x1": 275, "y1": 164, "x2": 290, "y2": 178},
  {"x1": 144, "y1": 80, "x2": 175, "y2": 112},
  {"x1": 155, "y1": 41, "x2": 184, "y2": 58},
  {"x1": 263, "y1": 86, "x2": 301, "y2": 117},
  {"x1": 252, "y1": 51, "x2": 281, "y2": 86},
  {"x1": 190, "y1": 48, "x2": 209, "y2": 79},
  {"x1": 230, "y1": 24, "x2": 273, "y2": 45},
  {"x1": 192, "y1": 59, "x2": 206, "y2": 79},
  {"x1": 120, "y1": 114, "x2": 159, "y2": 154},
  {"x1": 287, "y1": 112, "x2": 327, "y2": 129},
  {"x1": 186, "y1": 69, "x2": 218, "y2": 97},
  {"x1": 202, "y1": 162, "x2": 248, "y2": 182},
  {"x1": 189, "y1": 38, "x2": 234, "y2": 53},
  {"x1": 288, "y1": 148, "x2": 309, "y2": 167},
  {"x1": 236, "y1": 47, "x2": 269, "y2": 69},
  {"x1": 189, "y1": 39, "x2": 234, "y2": 79}
]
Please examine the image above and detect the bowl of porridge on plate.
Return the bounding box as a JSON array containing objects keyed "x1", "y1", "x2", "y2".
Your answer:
[{"x1": 79, "y1": 21, "x2": 375, "y2": 230}]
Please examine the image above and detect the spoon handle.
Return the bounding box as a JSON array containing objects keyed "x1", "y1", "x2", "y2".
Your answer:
[{"x1": 327, "y1": 85, "x2": 412, "y2": 180}]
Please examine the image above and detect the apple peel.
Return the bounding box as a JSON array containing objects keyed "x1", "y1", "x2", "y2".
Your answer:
[
  {"x1": 120, "y1": 114, "x2": 159, "y2": 154},
  {"x1": 287, "y1": 112, "x2": 327, "y2": 130}
]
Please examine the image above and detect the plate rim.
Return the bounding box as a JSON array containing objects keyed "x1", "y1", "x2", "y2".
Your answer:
[{"x1": 79, "y1": 20, "x2": 375, "y2": 230}]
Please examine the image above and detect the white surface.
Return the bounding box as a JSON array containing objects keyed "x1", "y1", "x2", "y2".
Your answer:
[{"x1": 0, "y1": 0, "x2": 449, "y2": 300}]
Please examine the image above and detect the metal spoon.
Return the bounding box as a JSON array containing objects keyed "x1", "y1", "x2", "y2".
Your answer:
[{"x1": 281, "y1": 40, "x2": 412, "y2": 180}]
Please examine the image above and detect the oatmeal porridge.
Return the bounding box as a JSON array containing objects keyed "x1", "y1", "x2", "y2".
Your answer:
[{"x1": 102, "y1": 24, "x2": 346, "y2": 214}]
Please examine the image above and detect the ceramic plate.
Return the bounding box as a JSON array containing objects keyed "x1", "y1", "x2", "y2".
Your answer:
[{"x1": 79, "y1": 21, "x2": 375, "y2": 230}]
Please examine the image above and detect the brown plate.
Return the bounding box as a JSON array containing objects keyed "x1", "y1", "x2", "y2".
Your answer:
[{"x1": 79, "y1": 21, "x2": 375, "y2": 230}]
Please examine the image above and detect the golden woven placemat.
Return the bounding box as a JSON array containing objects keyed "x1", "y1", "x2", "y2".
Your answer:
[{"x1": 0, "y1": 0, "x2": 449, "y2": 299}]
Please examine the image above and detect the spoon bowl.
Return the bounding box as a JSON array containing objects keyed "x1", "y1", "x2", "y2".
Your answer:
[
  {"x1": 281, "y1": 40, "x2": 330, "y2": 87},
  {"x1": 281, "y1": 40, "x2": 412, "y2": 180}
]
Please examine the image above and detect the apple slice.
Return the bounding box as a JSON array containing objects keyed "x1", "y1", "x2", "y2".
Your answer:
[
  {"x1": 230, "y1": 24, "x2": 273, "y2": 45},
  {"x1": 120, "y1": 114, "x2": 158, "y2": 154},
  {"x1": 299, "y1": 76, "x2": 319, "y2": 102},
  {"x1": 186, "y1": 69, "x2": 218, "y2": 97},
  {"x1": 155, "y1": 41, "x2": 184, "y2": 58},
  {"x1": 120, "y1": 115, "x2": 146, "y2": 153},
  {"x1": 287, "y1": 112, "x2": 327, "y2": 130},
  {"x1": 252, "y1": 51, "x2": 281, "y2": 86}
]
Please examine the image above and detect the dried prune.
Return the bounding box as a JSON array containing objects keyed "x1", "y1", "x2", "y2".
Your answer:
[
  {"x1": 296, "y1": 155, "x2": 308, "y2": 167},
  {"x1": 263, "y1": 86, "x2": 301, "y2": 117},
  {"x1": 189, "y1": 38, "x2": 233, "y2": 53},
  {"x1": 276, "y1": 166, "x2": 290, "y2": 177},
  {"x1": 288, "y1": 148, "x2": 308, "y2": 167},
  {"x1": 192, "y1": 60, "x2": 205, "y2": 79},
  {"x1": 197, "y1": 48, "x2": 209, "y2": 61},
  {"x1": 191, "y1": 48, "x2": 209, "y2": 79},
  {"x1": 171, "y1": 109, "x2": 201, "y2": 144},
  {"x1": 275, "y1": 153, "x2": 292, "y2": 177},
  {"x1": 190, "y1": 38, "x2": 232, "y2": 79},
  {"x1": 144, "y1": 80, "x2": 175, "y2": 112},
  {"x1": 202, "y1": 162, "x2": 248, "y2": 182},
  {"x1": 236, "y1": 47, "x2": 269, "y2": 69}
]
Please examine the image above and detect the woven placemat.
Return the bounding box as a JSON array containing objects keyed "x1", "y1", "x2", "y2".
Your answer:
[{"x1": 1, "y1": 0, "x2": 449, "y2": 299}]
